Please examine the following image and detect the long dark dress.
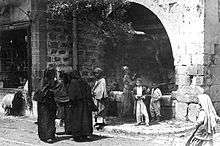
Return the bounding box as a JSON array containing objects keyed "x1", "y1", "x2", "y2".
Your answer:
[
  {"x1": 37, "y1": 97, "x2": 57, "y2": 141},
  {"x1": 68, "y1": 79, "x2": 93, "y2": 138},
  {"x1": 122, "y1": 74, "x2": 134, "y2": 117},
  {"x1": 52, "y1": 81, "x2": 71, "y2": 134},
  {"x1": 36, "y1": 79, "x2": 57, "y2": 141}
]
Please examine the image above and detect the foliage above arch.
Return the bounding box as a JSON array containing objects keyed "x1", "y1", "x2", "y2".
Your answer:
[
  {"x1": 47, "y1": 0, "x2": 128, "y2": 20},
  {"x1": 48, "y1": 0, "x2": 135, "y2": 45}
]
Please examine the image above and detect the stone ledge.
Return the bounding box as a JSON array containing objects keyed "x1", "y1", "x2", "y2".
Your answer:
[{"x1": 101, "y1": 119, "x2": 195, "y2": 136}]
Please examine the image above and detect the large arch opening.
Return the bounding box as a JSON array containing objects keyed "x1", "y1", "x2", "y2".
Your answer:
[{"x1": 103, "y1": 2, "x2": 176, "y2": 94}]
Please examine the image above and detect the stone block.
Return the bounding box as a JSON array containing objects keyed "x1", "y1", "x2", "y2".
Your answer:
[
  {"x1": 187, "y1": 65, "x2": 197, "y2": 75},
  {"x1": 192, "y1": 54, "x2": 204, "y2": 65},
  {"x1": 172, "y1": 86, "x2": 200, "y2": 103},
  {"x1": 175, "y1": 101, "x2": 188, "y2": 121},
  {"x1": 176, "y1": 74, "x2": 190, "y2": 86},
  {"x1": 60, "y1": 42, "x2": 68, "y2": 48},
  {"x1": 50, "y1": 49, "x2": 57, "y2": 55},
  {"x1": 48, "y1": 63, "x2": 56, "y2": 67},
  {"x1": 58, "y1": 50, "x2": 66, "y2": 55},
  {"x1": 194, "y1": 76, "x2": 204, "y2": 86},
  {"x1": 196, "y1": 64, "x2": 205, "y2": 75},
  {"x1": 51, "y1": 27, "x2": 62, "y2": 33},
  {"x1": 63, "y1": 57, "x2": 70, "y2": 62},
  {"x1": 187, "y1": 65, "x2": 205, "y2": 76},
  {"x1": 175, "y1": 65, "x2": 188, "y2": 75},
  {"x1": 188, "y1": 103, "x2": 200, "y2": 122},
  {"x1": 48, "y1": 42, "x2": 58, "y2": 49},
  {"x1": 58, "y1": 34, "x2": 66, "y2": 41},
  {"x1": 48, "y1": 32, "x2": 57, "y2": 41},
  {"x1": 54, "y1": 57, "x2": 61, "y2": 62}
]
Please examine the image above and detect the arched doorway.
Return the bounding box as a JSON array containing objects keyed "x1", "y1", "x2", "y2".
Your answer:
[{"x1": 104, "y1": 2, "x2": 176, "y2": 94}]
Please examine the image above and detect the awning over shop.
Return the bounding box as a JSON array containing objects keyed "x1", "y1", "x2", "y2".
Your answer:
[{"x1": 0, "y1": 20, "x2": 29, "y2": 31}]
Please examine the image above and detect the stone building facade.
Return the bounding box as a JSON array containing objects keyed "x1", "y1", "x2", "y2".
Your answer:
[
  {"x1": 1, "y1": 0, "x2": 220, "y2": 119},
  {"x1": 127, "y1": 0, "x2": 220, "y2": 119}
]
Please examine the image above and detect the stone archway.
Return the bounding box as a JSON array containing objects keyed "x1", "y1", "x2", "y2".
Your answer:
[
  {"x1": 128, "y1": 0, "x2": 207, "y2": 93},
  {"x1": 75, "y1": 0, "x2": 207, "y2": 120},
  {"x1": 128, "y1": 0, "x2": 205, "y2": 70},
  {"x1": 126, "y1": 0, "x2": 207, "y2": 121},
  {"x1": 103, "y1": 2, "x2": 176, "y2": 94}
]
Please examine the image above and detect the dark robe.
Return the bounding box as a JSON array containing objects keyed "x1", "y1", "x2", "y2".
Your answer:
[
  {"x1": 37, "y1": 80, "x2": 57, "y2": 141},
  {"x1": 68, "y1": 79, "x2": 93, "y2": 137},
  {"x1": 122, "y1": 74, "x2": 134, "y2": 117},
  {"x1": 52, "y1": 81, "x2": 72, "y2": 134}
]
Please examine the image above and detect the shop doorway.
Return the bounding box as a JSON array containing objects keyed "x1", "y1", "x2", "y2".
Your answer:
[{"x1": 0, "y1": 29, "x2": 28, "y2": 88}]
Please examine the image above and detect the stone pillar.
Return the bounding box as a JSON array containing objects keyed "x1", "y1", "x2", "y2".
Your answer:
[
  {"x1": 0, "y1": 32, "x2": 1, "y2": 74},
  {"x1": 72, "y1": 11, "x2": 78, "y2": 70},
  {"x1": 31, "y1": 0, "x2": 47, "y2": 90}
]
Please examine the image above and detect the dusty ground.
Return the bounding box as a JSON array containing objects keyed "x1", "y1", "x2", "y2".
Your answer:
[
  {"x1": 0, "y1": 112, "x2": 220, "y2": 146},
  {"x1": 0, "y1": 98, "x2": 220, "y2": 146}
]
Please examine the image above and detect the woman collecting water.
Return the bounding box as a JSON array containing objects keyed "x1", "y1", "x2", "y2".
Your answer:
[{"x1": 186, "y1": 88, "x2": 220, "y2": 146}]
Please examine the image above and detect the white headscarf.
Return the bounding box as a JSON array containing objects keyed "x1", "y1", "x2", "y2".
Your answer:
[{"x1": 198, "y1": 94, "x2": 218, "y2": 133}]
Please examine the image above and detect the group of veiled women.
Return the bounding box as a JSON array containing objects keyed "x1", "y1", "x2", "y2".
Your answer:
[{"x1": 34, "y1": 67, "x2": 107, "y2": 143}]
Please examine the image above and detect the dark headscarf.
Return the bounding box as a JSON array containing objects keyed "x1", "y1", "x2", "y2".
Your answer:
[
  {"x1": 69, "y1": 70, "x2": 81, "y2": 80},
  {"x1": 41, "y1": 67, "x2": 56, "y2": 88}
]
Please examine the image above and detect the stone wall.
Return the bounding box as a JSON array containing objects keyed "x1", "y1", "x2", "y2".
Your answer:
[
  {"x1": 31, "y1": 1, "x2": 74, "y2": 90},
  {"x1": 77, "y1": 19, "x2": 105, "y2": 78},
  {"x1": 204, "y1": 0, "x2": 220, "y2": 114},
  {"x1": 46, "y1": 18, "x2": 73, "y2": 72}
]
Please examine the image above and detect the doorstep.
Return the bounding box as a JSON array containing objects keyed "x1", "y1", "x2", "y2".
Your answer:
[{"x1": 101, "y1": 117, "x2": 195, "y2": 136}]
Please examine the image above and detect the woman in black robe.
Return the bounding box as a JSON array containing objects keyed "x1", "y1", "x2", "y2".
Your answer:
[
  {"x1": 53, "y1": 71, "x2": 72, "y2": 134},
  {"x1": 35, "y1": 67, "x2": 57, "y2": 143},
  {"x1": 68, "y1": 70, "x2": 94, "y2": 141}
]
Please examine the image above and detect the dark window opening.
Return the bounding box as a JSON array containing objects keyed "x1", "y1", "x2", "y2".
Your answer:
[{"x1": 0, "y1": 29, "x2": 28, "y2": 88}]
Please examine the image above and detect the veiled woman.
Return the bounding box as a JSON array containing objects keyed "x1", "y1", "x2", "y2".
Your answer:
[
  {"x1": 186, "y1": 88, "x2": 220, "y2": 146},
  {"x1": 68, "y1": 70, "x2": 93, "y2": 141},
  {"x1": 52, "y1": 70, "x2": 71, "y2": 134},
  {"x1": 35, "y1": 67, "x2": 57, "y2": 143}
]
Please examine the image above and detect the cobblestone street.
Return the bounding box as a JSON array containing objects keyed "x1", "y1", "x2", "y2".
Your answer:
[{"x1": 0, "y1": 112, "x2": 220, "y2": 146}]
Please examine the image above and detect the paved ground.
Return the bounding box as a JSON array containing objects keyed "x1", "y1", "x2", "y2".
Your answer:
[
  {"x1": 0, "y1": 113, "x2": 220, "y2": 146},
  {"x1": 1, "y1": 96, "x2": 220, "y2": 146}
]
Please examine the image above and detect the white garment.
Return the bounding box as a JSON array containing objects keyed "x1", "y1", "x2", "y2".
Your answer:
[
  {"x1": 198, "y1": 94, "x2": 218, "y2": 134},
  {"x1": 23, "y1": 81, "x2": 28, "y2": 92},
  {"x1": 151, "y1": 88, "x2": 162, "y2": 101},
  {"x1": 93, "y1": 78, "x2": 107, "y2": 100},
  {"x1": 136, "y1": 86, "x2": 143, "y2": 96},
  {"x1": 136, "y1": 100, "x2": 149, "y2": 124}
]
